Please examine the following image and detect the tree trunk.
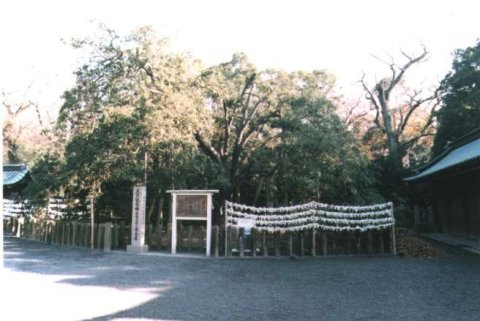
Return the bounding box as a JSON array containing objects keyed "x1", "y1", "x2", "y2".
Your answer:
[{"x1": 377, "y1": 85, "x2": 402, "y2": 174}]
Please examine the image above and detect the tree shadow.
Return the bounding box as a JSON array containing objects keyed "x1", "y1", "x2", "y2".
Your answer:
[{"x1": 4, "y1": 235, "x2": 480, "y2": 321}]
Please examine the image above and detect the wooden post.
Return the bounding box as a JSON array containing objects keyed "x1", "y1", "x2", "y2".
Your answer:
[
  {"x1": 311, "y1": 229, "x2": 316, "y2": 257},
  {"x1": 156, "y1": 224, "x2": 161, "y2": 250},
  {"x1": 262, "y1": 231, "x2": 267, "y2": 257},
  {"x1": 51, "y1": 222, "x2": 56, "y2": 244},
  {"x1": 368, "y1": 231, "x2": 373, "y2": 254},
  {"x1": 206, "y1": 193, "x2": 213, "y2": 257},
  {"x1": 251, "y1": 228, "x2": 257, "y2": 257},
  {"x1": 288, "y1": 232, "x2": 293, "y2": 257},
  {"x1": 332, "y1": 232, "x2": 337, "y2": 254},
  {"x1": 389, "y1": 204, "x2": 396, "y2": 255},
  {"x1": 300, "y1": 231, "x2": 305, "y2": 257},
  {"x1": 171, "y1": 194, "x2": 177, "y2": 254},
  {"x1": 89, "y1": 196, "x2": 95, "y2": 250},
  {"x1": 48, "y1": 221, "x2": 55, "y2": 244},
  {"x1": 167, "y1": 223, "x2": 172, "y2": 252},
  {"x1": 147, "y1": 224, "x2": 152, "y2": 248},
  {"x1": 239, "y1": 227, "x2": 245, "y2": 257},
  {"x1": 44, "y1": 221, "x2": 48, "y2": 243},
  {"x1": 87, "y1": 223, "x2": 91, "y2": 248},
  {"x1": 75, "y1": 223, "x2": 79, "y2": 247},
  {"x1": 96, "y1": 224, "x2": 102, "y2": 249},
  {"x1": 61, "y1": 222, "x2": 65, "y2": 245},
  {"x1": 37, "y1": 221, "x2": 41, "y2": 241},
  {"x1": 112, "y1": 223, "x2": 119, "y2": 250},
  {"x1": 390, "y1": 226, "x2": 397, "y2": 255},
  {"x1": 346, "y1": 232, "x2": 351, "y2": 255},
  {"x1": 60, "y1": 222, "x2": 65, "y2": 245},
  {"x1": 356, "y1": 231, "x2": 362, "y2": 255},
  {"x1": 15, "y1": 219, "x2": 22, "y2": 237},
  {"x1": 68, "y1": 222, "x2": 74, "y2": 246},
  {"x1": 47, "y1": 221, "x2": 51, "y2": 243},
  {"x1": 72, "y1": 222, "x2": 77, "y2": 246},
  {"x1": 214, "y1": 225, "x2": 219, "y2": 257},
  {"x1": 224, "y1": 203, "x2": 228, "y2": 257},
  {"x1": 379, "y1": 230, "x2": 385, "y2": 254},
  {"x1": 31, "y1": 220, "x2": 35, "y2": 240},
  {"x1": 322, "y1": 231, "x2": 327, "y2": 256},
  {"x1": 188, "y1": 225, "x2": 193, "y2": 252},
  {"x1": 414, "y1": 205, "x2": 420, "y2": 229},
  {"x1": 66, "y1": 222, "x2": 71, "y2": 246},
  {"x1": 160, "y1": 224, "x2": 165, "y2": 250},
  {"x1": 155, "y1": 223, "x2": 162, "y2": 250},
  {"x1": 274, "y1": 232, "x2": 280, "y2": 257},
  {"x1": 118, "y1": 222, "x2": 124, "y2": 249},
  {"x1": 84, "y1": 223, "x2": 89, "y2": 248},
  {"x1": 104, "y1": 223, "x2": 112, "y2": 251},
  {"x1": 225, "y1": 226, "x2": 230, "y2": 257}
]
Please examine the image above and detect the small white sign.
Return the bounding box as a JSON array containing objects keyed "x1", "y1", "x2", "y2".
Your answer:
[{"x1": 237, "y1": 218, "x2": 255, "y2": 235}]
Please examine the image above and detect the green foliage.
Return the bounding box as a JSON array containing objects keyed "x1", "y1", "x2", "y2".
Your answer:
[
  {"x1": 434, "y1": 40, "x2": 480, "y2": 155},
  {"x1": 28, "y1": 25, "x2": 384, "y2": 223},
  {"x1": 195, "y1": 54, "x2": 379, "y2": 206},
  {"x1": 246, "y1": 87, "x2": 380, "y2": 206},
  {"x1": 51, "y1": 25, "x2": 207, "y2": 221},
  {"x1": 24, "y1": 152, "x2": 64, "y2": 200}
]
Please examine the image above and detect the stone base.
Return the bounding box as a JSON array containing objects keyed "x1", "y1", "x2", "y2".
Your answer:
[{"x1": 126, "y1": 245, "x2": 149, "y2": 253}]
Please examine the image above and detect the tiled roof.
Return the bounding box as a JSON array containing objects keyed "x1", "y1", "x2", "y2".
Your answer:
[
  {"x1": 3, "y1": 164, "x2": 30, "y2": 186},
  {"x1": 404, "y1": 130, "x2": 480, "y2": 182}
]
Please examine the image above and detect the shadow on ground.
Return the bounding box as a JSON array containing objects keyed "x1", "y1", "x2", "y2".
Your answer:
[{"x1": 3, "y1": 235, "x2": 480, "y2": 321}]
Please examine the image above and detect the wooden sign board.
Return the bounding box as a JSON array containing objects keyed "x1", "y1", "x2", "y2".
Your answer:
[
  {"x1": 177, "y1": 195, "x2": 207, "y2": 218},
  {"x1": 167, "y1": 190, "x2": 218, "y2": 256}
]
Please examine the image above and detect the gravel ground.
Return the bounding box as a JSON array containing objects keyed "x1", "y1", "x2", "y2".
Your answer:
[{"x1": 2, "y1": 235, "x2": 480, "y2": 321}]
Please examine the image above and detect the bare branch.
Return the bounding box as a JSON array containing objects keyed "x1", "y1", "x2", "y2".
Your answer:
[
  {"x1": 399, "y1": 91, "x2": 438, "y2": 136},
  {"x1": 359, "y1": 74, "x2": 385, "y2": 131},
  {"x1": 386, "y1": 46, "x2": 428, "y2": 97},
  {"x1": 401, "y1": 93, "x2": 440, "y2": 149},
  {"x1": 341, "y1": 96, "x2": 369, "y2": 128}
]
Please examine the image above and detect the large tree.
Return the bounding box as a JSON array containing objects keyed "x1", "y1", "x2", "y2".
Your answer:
[
  {"x1": 433, "y1": 40, "x2": 480, "y2": 156},
  {"x1": 193, "y1": 53, "x2": 279, "y2": 204},
  {"x1": 56, "y1": 25, "x2": 206, "y2": 221},
  {"x1": 360, "y1": 47, "x2": 439, "y2": 176},
  {"x1": 195, "y1": 53, "x2": 377, "y2": 208}
]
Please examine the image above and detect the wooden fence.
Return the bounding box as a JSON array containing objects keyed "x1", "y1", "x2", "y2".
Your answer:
[
  {"x1": 225, "y1": 226, "x2": 395, "y2": 257},
  {"x1": 4, "y1": 218, "x2": 395, "y2": 257}
]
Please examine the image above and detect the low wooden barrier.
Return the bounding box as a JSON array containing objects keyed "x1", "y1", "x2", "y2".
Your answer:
[
  {"x1": 224, "y1": 227, "x2": 394, "y2": 257},
  {"x1": 4, "y1": 218, "x2": 394, "y2": 257}
]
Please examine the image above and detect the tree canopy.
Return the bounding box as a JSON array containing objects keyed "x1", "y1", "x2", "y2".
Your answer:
[
  {"x1": 433, "y1": 40, "x2": 480, "y2": 156},
  {"x1": 20, "y1": 25, "x2": 441, "y2": 224}
]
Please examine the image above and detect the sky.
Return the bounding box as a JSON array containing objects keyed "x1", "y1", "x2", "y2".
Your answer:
[{"x1": 1, "y1": 0, "x2": 479, "y2": 117}]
